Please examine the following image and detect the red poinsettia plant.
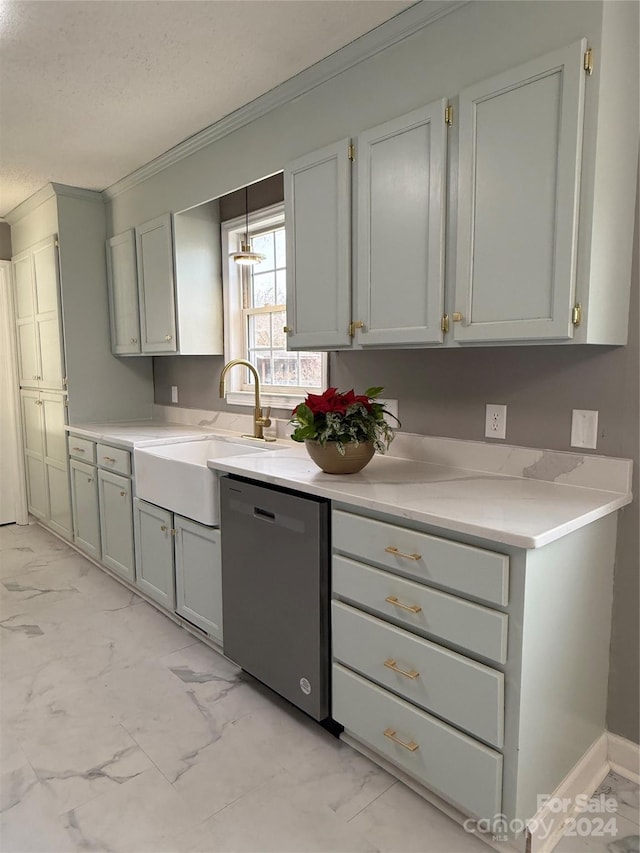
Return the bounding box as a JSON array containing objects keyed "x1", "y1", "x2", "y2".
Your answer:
[{"x1": 290, "y1": 386, "x2": 399, "y2": 455}]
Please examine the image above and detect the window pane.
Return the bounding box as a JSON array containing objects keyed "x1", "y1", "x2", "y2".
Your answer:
[
  {"x1": 252, "y1": 271, "x2": 275, "y2": 307},
  {"x1": 299, "y1": 353, "x2": 323, "y2": 388},
  {"x1": 276, "y1": 270, "x2": 286, "y2": 306},
  {"x1": 275, "y1": 228, "x2": 286, "y2": 268},
  {"x1": 272, "y1": 351, "x2": 299, "y2": 386},
  {"x1": 272, "y1": 310, "x2": 286, "y2": 350},
  {"x1": 252, "y1": 232, "x2": 275, "y2": 269},
  {"x1": 248, "y1": 313, "x2": 271, "y2": 349},
  {"x1": 251, "y1": 352, "x2": 272, "y2": 384}
]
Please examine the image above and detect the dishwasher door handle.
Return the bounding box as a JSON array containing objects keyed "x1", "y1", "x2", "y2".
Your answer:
[{"x1": 254, "y1": 506, "x2": 276, "y2": 521}]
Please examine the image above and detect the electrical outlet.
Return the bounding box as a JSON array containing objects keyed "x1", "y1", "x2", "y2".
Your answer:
[
  {"x1": 485, "y1": 404, "x2": 507, "y2": 439},
  {"x1": 571, "y1": 409, "x2": 598, "y2": 449},
  {"x1": 171, "y1": 385, "x2": 179, "y2": 404}
]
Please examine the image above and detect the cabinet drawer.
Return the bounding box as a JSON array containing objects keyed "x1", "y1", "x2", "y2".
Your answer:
[
  {"x1": 333, "y1": 555, "x2": 508, "y2": 664},
  {"x1": 68, "y1": 435, "x2": 96, "y2": 464},
  {"x1": 97, "y1": 443, "x2": 131, "y2": 476},
  {"x1": 333, "y1": 510, "x2": 509, "y2": 605},
  {"x1": 332, "y1": 601, "x2": 504, "y2": 748},
  {"x1": 333, "y1": 663, "x2": 502, "y2": 818}
]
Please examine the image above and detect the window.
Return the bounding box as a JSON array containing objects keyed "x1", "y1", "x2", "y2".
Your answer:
[{"x1": 222, "y1": 203, "x2": 326, "y2": 408}]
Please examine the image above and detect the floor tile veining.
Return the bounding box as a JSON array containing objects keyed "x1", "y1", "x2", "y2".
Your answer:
[{"x1": 1, "y1": 522, "x2": 638, "y2": 853}]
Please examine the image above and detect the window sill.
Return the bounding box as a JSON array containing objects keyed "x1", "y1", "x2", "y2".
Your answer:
[{"x1": 225, "y1": 390, "x2": 303, "y2": 413}]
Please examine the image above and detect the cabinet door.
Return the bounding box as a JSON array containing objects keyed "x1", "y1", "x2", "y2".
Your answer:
[
  {"x1": 98, "y1": 469, "x2": 135, "y2": 581},
  {"x1": 70, "y1": 459, "x2": 101, "y2": 559},
  {"x1": 12, "y1": 250, "x2": 39, "y2": 387},
  {"x1": 174, "y1": 515, "x2": 222, "y2": 641},
  {"x1": 20, "y1": 390, "x2": 47, "y2": 519},
  {"x1": 106, "y1": 230, "x2": 142, "y2": 355},
  {"x1": 32, "y1": 236, "x2": 65, "y2": 389},
  {"x1": 41, "y1": 392, "x2": 71, "y2": 539},
  {"x1": 356, "y1": 102, "x2": 447, "y2": 346},
  {"x1": 285, "y1": 139, "x2": 352, "y2": 349},
  {"x1": 133, "y1": 498, "x2": 175, "y2": 610},
  {"x1": 454, "y1": 40, "x2": 586, "y2": 342},
  {"x1": 136, "y1": 214, "x2": 177, "y2": 353}
]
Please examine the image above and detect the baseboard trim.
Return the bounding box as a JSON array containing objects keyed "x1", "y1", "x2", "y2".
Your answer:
[{"x1": 607, "y1": 732, "x2": 640, "y2": 784}]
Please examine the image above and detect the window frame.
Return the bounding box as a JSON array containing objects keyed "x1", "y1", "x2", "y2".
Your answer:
[{"x1": 221, "y1": 202, "x2": 327, "y2": 410}]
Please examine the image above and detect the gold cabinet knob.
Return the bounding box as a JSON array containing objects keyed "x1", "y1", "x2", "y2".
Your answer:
[
  {"x1": 452, "y1": 312, "x2": 463, "y2": 322},
  {"x1": 283, "y1": 326, "x2": 292, "y2": 334},
  {"x1": 130, "y1": 337, "x2": 138, "y2": 344},
  {"x1": 119, "y1": 490, "x2": 127, "y2": 497},
  {"x1": 164, "y1": 334, "x2": 172, "y2": 341}
]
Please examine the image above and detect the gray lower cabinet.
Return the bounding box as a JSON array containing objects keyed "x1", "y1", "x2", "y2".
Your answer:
[
  {"x1": 98, "y1": 468, "x2": 135, "y2": 581},
  {"x1": 133, "y1": 498, "x2": 175, "y2": 610},
  {"x1": 69, "y1": 458, "x2": 101, "y2": 560},
  {"x1": 174, "y1": 515, "x2": 222, "y2": 642},
  {"x1": 132, "y1": 499, "x2": 222, "y2": 641}
]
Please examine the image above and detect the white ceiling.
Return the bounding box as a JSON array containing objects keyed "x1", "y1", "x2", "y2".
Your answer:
[{"x1": 0, "y1": 0, "x2": 415, "y2": 217}]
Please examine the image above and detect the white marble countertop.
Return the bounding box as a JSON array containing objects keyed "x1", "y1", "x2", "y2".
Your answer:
[
  {"x1": 65, "y1": 417, "x2": 632, "y2": 550},
  {"x1": 206, "y1": 444, "x2": 631, "y2": 550}
]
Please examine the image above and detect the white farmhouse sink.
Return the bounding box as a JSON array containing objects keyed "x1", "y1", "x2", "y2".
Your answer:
[{"x1": 134, "y1": 438, "x2": 276, "y2": 525}]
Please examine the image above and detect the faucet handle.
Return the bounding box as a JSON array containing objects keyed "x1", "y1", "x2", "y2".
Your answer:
[{"x1": 258, "y1": 407, "x2": 271, "y2": 427}]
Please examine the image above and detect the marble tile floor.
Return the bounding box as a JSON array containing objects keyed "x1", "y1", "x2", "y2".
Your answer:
[{"x1": 1, "y1": 521, "x2": 638, "y2": 853}]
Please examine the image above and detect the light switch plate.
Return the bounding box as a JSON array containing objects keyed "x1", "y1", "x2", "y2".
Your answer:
[{"x1": 571, "y1": 409, "x2": 598, "y2": 449}]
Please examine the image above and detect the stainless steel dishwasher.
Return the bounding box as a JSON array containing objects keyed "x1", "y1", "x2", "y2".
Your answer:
[{"x1": 220, "y1": 475, "x2": 330, "y2": 721}]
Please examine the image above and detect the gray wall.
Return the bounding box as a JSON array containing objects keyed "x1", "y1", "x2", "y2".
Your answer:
[{"x1": 0, "y1": 221, "x2": 12, "y2": 259}]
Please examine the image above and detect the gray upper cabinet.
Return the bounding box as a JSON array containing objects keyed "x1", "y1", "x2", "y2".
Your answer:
[
  {"x1": 136, "y1": 214, "x2": 178, "y2": 354},
  {"x1": 126, "y1": 204, "x2": 223, "y2": 357},
  {"x1": 285, "y1": 139, "x2": 352, "y2": 350},
  {"x1": 356, "y1": 101, "x2": 447, "y2": 347},
  {"x1": 12, "y1": 236, "x2": 65, "y2": 389},
  {"x1": 454, "y1": 41, "x2": 586, "y2": 343},
  {"x1": 285, "y1": 104, "x2": 449, "y2": 351},
  {"x1": 106, "y1": 230, "x2": 141, "y2": 355}
]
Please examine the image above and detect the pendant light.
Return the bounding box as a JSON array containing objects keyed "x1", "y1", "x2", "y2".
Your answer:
[{"x1": 230, "y1": 185, "x2": 266, "y2": 266}]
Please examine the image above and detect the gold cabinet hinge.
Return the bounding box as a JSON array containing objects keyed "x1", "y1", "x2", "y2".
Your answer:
[
  {"x1": 348, "y1": 144, "x2": 356, "y2": 162},
  {"x1": 441, "y1": 314, "x2": 449, "y2": 333},
  {"x1": 349, "y1": 320, "x2": 364, "y2": 337},
  {"x1": 572, "y1": 303, "x2": 582, "y2": 326},
  {"x1": 584, "y1": 48, "x2": 593, "y2": 75},
  {"x1": 445, "y1": 105, "x2": 453, "y2": 127}
]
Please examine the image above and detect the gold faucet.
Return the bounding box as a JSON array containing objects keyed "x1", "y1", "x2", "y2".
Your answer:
[{"x1": 219, "y1": 359, "x2": 276, "y2": 441}]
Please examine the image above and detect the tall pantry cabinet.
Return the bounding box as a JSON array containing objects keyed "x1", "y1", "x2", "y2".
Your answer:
[{"x1": 7, "y1": 183, "x2": 154, "y2": 540}]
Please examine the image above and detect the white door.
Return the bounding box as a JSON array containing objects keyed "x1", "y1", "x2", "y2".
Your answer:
[
  {"x1": 106, "y1": 230, "x2": 141, "y2": 355},
  {"x1": 133, "y1": 498, "x2": 175, "y2": 610},
  {"x1": 454, "y1": 40, "x2": 586, "y2": 342},
  {"x1": 285, "y1": 139, "x2": 352, "y2": 350},
  {"x1": 136, "y1": 214, "x2": 177, "y2": 353},
  {"x1": 174, "y1": 515, "x2": 222, "y2": 641},
  {"x1": 356, "y1": 101, "x2": 447, "y2": 346},
  {"x1": 0, "y1": 262, "x2": 28, "y2": 525}
]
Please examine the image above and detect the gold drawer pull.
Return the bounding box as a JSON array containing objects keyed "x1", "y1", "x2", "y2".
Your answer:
[
  {"x1": 383, "y1": 728, "x2": 419, "y2": 752},
  {"x1": 72, "y1": 446, "x2": 85, "y2": 452},
  {"x1": 385, "y1": 595, "x2": 422, "y2": 614},
  {"x1": 385, "y1": 546, "x2": 421, "y2": 561},
  {"x1": 103, "y1": 456, "x2": 116, "y2": 464},
  {"x1": 384, "y1": 658, "x2": 419, "y2": 679}
]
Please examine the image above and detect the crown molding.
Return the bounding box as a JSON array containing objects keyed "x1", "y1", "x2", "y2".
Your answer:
[
  {"x1": 6, "y1": 182, "x2": 103, "y2": 225},
  {"x1": 103, "y1": 0, "x2": 467, "y2": 201}
]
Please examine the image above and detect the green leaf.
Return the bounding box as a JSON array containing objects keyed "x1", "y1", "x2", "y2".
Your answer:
[{"x1": 364, "y1": 386, "x2": 383, "y2": 399}]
